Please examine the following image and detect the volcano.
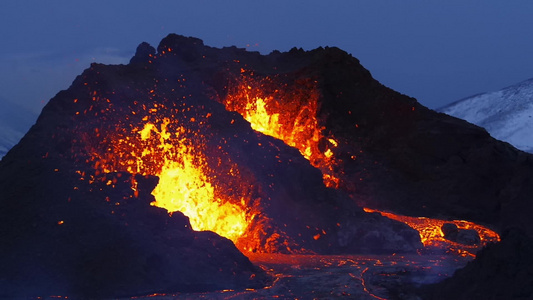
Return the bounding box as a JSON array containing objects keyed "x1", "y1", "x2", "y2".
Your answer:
[{"x1": 1, "y1": 34, "x2": 532, "y2": 299}]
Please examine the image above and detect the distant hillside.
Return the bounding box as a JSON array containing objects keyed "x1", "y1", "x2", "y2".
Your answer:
[
  {"x1": 440, "y1": 78, "x2": 533, "y2": 153},
  {"x1": 0, "y1": 99, "x2": 37, "y2": 158}
]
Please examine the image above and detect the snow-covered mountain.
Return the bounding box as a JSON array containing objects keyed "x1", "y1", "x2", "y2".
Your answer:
[
  {"x1": 0, "y1": 99, "x2": 37, "y2": 159},
  {"x1": 440, "y1": 78, "x2": 533, "y2": 153}
]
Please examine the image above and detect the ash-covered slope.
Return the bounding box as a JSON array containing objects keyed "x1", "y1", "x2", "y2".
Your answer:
[{"x1": 440, "y1": 78, "x2": 533, "y2": 154}]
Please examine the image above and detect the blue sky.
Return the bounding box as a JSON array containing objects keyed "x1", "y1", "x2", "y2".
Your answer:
[{"x1": 1, "y1": 1, "x2": 533, "y2": 114}]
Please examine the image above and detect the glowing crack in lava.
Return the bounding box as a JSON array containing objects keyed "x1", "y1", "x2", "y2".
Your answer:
[
  {"x1": 83, "y1": 97, "x2": 250, "y2": 243},
  {"x1": 223, "y1": 71, "x2": 341, "y2": 188}
]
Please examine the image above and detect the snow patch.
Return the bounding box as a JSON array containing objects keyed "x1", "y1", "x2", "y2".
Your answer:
[{"x1": 440, "y1": 78, "x2": 533, "y2": 154}]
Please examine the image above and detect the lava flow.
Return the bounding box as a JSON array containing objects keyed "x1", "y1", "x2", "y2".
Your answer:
[{"x1": 77, "y1": 92, "x2": 253, "y2": 244}]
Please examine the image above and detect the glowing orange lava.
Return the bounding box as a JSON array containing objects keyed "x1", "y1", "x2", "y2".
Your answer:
[
  {"x1": 223, "y1": 72, "x2": 341, "y2": 188},
  {"x1": 364, "y1": 208, "x2": 500, "y2": 256},
  {"x1": 141, "y1": 120, "x2": 249, "y2": 242},
  {"x1": 82, "y1": 97, "x2": 251, "y2": 243}
]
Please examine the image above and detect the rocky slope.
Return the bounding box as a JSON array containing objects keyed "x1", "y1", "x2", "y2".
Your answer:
[
  {"x1": 424, "y1": 228, "x2": 533, "y2": 300},
  {"x1": 440, "y1": 78, "x2": 533, "y2": 154}
]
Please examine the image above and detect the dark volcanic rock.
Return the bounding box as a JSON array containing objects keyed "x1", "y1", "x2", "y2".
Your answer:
[
  {"x1": 0, "y1": 160, "x2": 266, "y2": 298},
  {"x1": 130, "y1": 42, "x2": 156, "y2": 64},
  {"x1": 441, "y1": 223, "x2": 481, "y2": 245},
  {"x1": 441, "y1": 223, "x2": 459, "y2": 237},
  {"x1": 455, "y1": 229, "x2": 481, "y2": 245},
  {"x1": 424, "y1": 229, "x2": 533, "y2": 300}
]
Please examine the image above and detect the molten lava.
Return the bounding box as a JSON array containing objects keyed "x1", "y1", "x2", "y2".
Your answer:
[
  {"x1": 223, "y1": 71, "x2": 341, "y2": 188},
  {"x1": 364, "y1": 208, "x2": 500, "y2": 256},
  {"x1": 81, "y1": 97, "x2": 251, "y2": 243},
  {"x1": 142, "y1": 120, "x2": 249, "y2": 241}
]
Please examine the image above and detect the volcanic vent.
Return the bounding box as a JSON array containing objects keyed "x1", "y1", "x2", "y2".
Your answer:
[{"x1": 2, "y1": 34, "x2": 532, "y2": 298}]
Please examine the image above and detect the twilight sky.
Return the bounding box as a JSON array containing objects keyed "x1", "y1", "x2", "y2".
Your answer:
[{"x1": 1, "y1": 1, "x2": 533, "y2": 115}]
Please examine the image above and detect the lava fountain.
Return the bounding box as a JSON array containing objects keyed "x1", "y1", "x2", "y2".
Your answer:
[
  {"x1": 75, "y1": 91, "x2": 254, "y2": 244},
  {"x1": 223, "y1": 70, "x2": 341, "y2": 188}
]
